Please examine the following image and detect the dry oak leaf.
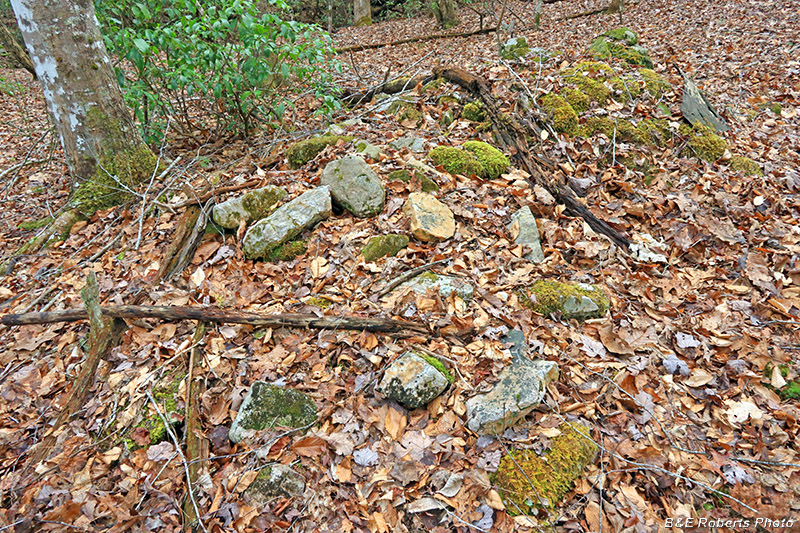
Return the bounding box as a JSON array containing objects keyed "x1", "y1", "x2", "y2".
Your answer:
[{"x1": 724, "y1": 399, "x2": 764, "y2": 425}]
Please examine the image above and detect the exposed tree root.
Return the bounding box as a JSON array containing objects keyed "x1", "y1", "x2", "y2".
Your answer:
[
  {"x1": 433, "y1": 66, "x2": 630, "y2": 249},
  {"x1": 341, "y1": 74, "x2": 435, "y2": 106},
  {"x1": 1, "y1": 208, "x2": 83, "y2": 276}
]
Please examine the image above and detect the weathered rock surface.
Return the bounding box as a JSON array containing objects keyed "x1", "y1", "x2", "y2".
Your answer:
[
  {"x1": 355, "y1": 140, "x2": 382, "y2": 160},
  {"x1": 466, "y1": 330, "x2": 559, "y2": 434},
  {"x1": 245, "y1": 463, "x2": 306, "y2": 507},
  {"x1": 403, "y1": 192, "x2": 455, "y2": 242},
  {"x1": 390, "y1": 135, "x2": 426, "y2": 152},
  {"x1": 681, "y1": 73, "x2": 729, "y2": 132},
  {"x1": 242, "y1": 187, "x2": 331, "y2": 260},
  {"x1": 520, "y1": 280, "x2": 609, "y2": 319},
  {"x1": 378, "y1": 352, "x2": 450, "y2": 409},
  {"x1": 397, "y1": 271, "x2": 474, "y2": 303},
  {"x1": 508, "y1": 206, "x2": 545, "y2": 263},
  {"x1": 212, "y1": 186, "x2": 287, "y2": 229},
  {"x1": 229, "y1": 382, "x2": 317, "y2": 443},
  {"x1": 500, "y1": 36, "x2": 530, "y2": 60},
  {"x1": 361, "y1": 234, "x2": 409, "y2": 262},
  {"x1": 321, "y1": 155, "x2": 385, "y2": 218}
]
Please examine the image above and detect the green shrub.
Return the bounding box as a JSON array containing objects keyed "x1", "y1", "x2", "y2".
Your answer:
[{"x1": 96, "y1": 0, "x2": 340, "y2": 141}]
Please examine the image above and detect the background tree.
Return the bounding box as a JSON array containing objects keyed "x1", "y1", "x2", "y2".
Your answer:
[
  {"x1": 431, "y1": 0, "x2": 459, "y2": 28},
  {"x1": 0, "y1": 1, "x2": 34, "y2": 77},
  {"x1": 354, "y1": 0, "x2": 372, "y2": 25},
  {"x1": 10, "y1": 0, "x2": 157, "y2": 216}
]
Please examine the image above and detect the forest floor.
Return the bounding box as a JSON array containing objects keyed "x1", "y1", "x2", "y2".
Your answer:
[{"x1": 1, "y1": 0, "x2": 799, "y2": 531}]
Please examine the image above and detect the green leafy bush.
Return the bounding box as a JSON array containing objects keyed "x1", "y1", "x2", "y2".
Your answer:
[{"x1": 96, "y1": 0, "x2": 340, "y2": 140}]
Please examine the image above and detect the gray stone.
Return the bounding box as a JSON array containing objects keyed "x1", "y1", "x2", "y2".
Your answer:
[
  {"x1": 466, "y1": 331, "x2": 558, "y2": 434},
  {"x1": 229, "y1": 382, "x2": 317, "y2": 443},
  {"x1": 681, "y1": 73, "x2": 729, "y2": 132},
  {"x1": 212, "y1": 186, "x2": 287, "y2": 229},
  {"x1": 245, "y1": 463, "x2": 305, "y2": 507},
  {"x1": 390, "y1": 135, "x2": 426, "y2": 152},
  {"x1": 397, "y1": 271, "x2": 474, "y2": 303},
  {"x1": 508, "y1": 206, "x2": 545, "y2": 263},
  {"x1": 242, "y1": 187, "x2": 331, "y2": 259},
  {"x1": 321, "y1": 155, "x2": 385, "y2": 218},
  {"x1": 354, "y1": 140, "x2": 382, "y2": 161},
  {"x1": 378, "y1": 352, "x2": 449, "y2": 409},
  {"x1": 500, "y1": 37, "x2": 530, "y2": 60}
]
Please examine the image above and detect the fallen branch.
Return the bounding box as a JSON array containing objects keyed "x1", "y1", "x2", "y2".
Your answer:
[
  {"x1": 2, "y1": 305, "x2": 430, "y2": 335},
  {"x1": 157, "y1": 204, "x2": 208, "y2": 281},
  {"x1": 182, "y1": 321, "x2": 208, "y2": 533},
  {"x1": 434, "y1": 66, "x2": 630, "y2": 249},
  {"x1": 336, "y1": 26, "x2": 495, "y2": 55},
  {"x1": 374, "y1": 258, "x2": 451, "y2": 299},
  {"x1": 341, "y1": 74, "x2": 434, "y2": 107}
]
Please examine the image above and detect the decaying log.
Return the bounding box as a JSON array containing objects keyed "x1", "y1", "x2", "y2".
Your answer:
[
  {"x1": 2, "y1": 305, "x2": 430, "y2": 335},
  {"x1": 336, "y1": 26, "x2": 495, "y2": 55},
  {"x1": 341, "y1": 74, "x2": 434, "y2": 106},
  {"x1": 158, "y1": 204, "x2": 208, "y2": 281},
  {"x1": 27, "y1": 273, "x2": 125, "y2": 467},
  {"x1": 182, "y1": 321, "x2": 208, "y2": 532},
  {"x1": 434, "y1": 66, "x2": 630, "y2": 249}
]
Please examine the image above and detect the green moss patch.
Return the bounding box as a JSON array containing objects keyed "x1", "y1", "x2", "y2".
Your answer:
[
  {"x1": 429, "y1": 146, "x2": 483, "y2": 176},
  {"x1": 462, "y1": 141, "x2": 510, "y2": 179},
  {"x1": 266, "y1": 240, "x2": 307, "y2": 262},
  {"x1": 361, "y1": 234, "x2": 409, "y2": 262},
  {"x1": 583, "y1": 117, "x2": 670, "y2": 146},
  {"x1": 589, "y1": 31, "x2": 654, "y2": 68},
  {"x1": 563, "y1": 88, "x2": 590, "y2": 114},
  {"x1": 492, "y1": 423, "x2": 597, "y2": 514},
  {"x1": 779, "y1": 381, "x2": 800, "y2": 401},
  {"x1": 419, "y1": 353, "x2": 455, "y2": 384},
  {"x1": 286, "y1": 135, "x2": 352, "y2": 169},
  {"x1": 306, "y1": 296, "x2": 334, "y2": 308},
  {"x1": 641, "y1": 68, "x2": 670, "y2": 98},
  {"x1": 540, "y1": 93, "x2": 579, "y2": 134},
  {"x1": 730, "y1": 155, "x2": 762, "y2": 176},
  {"x1": 600, "y1": 27, "x2": 638, "y2": 46},
  {"x1": 388, "y1": 100, "x2": 423, "y2": 127},
  {"x1": 124, "y1": 370, "x2": 185, "y2": 451},
  {"x1": 685, "y1": 125, "x2": 728, "y2": 161},
  {"x1": 18, "y1": 216, "x2": 54, "y2": 231},
  {"x1": 387, "y1": 169, "x2": 440, "y2": 192},
  {"x1": 520, "y1": 280, "x2": 609, "y2": 319},
  {"x1": 462, "y1": 102, "x2": 486, "y2": 122}
]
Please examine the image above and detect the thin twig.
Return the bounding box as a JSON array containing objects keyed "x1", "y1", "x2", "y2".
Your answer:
[{"x1": 374, "y1": 258, "x2": 451, "y2": 298}]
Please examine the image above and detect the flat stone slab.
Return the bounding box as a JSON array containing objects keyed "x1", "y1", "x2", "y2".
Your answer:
[
  {"x1": 242, "y1": 187, "x2": 331, "y2": 260},
  {"x1": 396, "y1": 271, "x2": 474, "y2": 304},
  {"x1": 245, "y1": 463, "x2": 305, "y2": 507},
  {"x1": 355, "y1": 140, "x2": 382, "y2": 160},
  {"x1": 229, "y1": 382, "x2": 317, "y2": 443},
  {"x1": 681, "y1": 73, "x2": 729, "y2": 132},
  {"x1": 378, "y1": 352, "x2": 449, "y2": 409},
  {"x1": 508, "y1": 206, "x2": 545, "y2": 263},
  {"x1": 321, "y1": 155, "x2": 385, "y2": 217},
  {"x1": 212, "y1": 186, "x2": 287, "y2": 229},
  {"x1": 404, "y1": 192, "x2": 455, "y2": 242},
  {"x1": 466, "y1": 339, "x2": 558, "y2": 434},
  {"x1": 390, "y1": 135, "x2": 425, "y2": 152}
]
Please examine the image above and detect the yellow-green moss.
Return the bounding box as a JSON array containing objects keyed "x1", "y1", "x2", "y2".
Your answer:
[
  {"x1": 306, "y1": 296, "x2": 334, "y2": 308},
  {"x1": 609, "y1": 75, "x2": 643, "y2": 100},
  {"x1": 388, "y1": 100, "x2": 423, "y2": 126},
  {"x1": 266, "y1": 240, "x2": 307, "y2": 262},
  {"x1": 492, "y1": 423, "x2": 597, "y2": 514},
  {"x1": 18, "y1": 216, "x2": 54, "y2": 231},
  {"x1": 562, "y1": 62, "x2": 613, "y2": 103},
  {"x1": 462, "y1": 102, "x2": 486, "y2": 122},
  {"x1": 540, "y1": 94, "x2": 579, "y2": 134},
  {"x1": 590, "y1": 35, "x2": 654, "y2": 68},
  {"x1": 429, "y1": 146, "x2": 483, "y2": 176},
  {"x1": 361, "y1": 234, "x2": 409, "y2": 261},
  {"x1": 419, "y1": 353, "x2": 455, "y2": 384},
  {"x1": 641, "y1": 68, "x2": 670, "y2": 98},
  {"x1": 758, "y1": 102, "x2": 782, "y2": 114},
  {"x1": 520, "y1": 280, "x2": 609, "y2": 319},
  {"x1": 241, "y1": 187, "x2": 287, "y2": 219},
  {"x1": 388, "y1": 169, "x2": 439, "y2": 192},
  {"x1": 686, "y1": 125, "x2": 728, "y2": 161},
  {"x1": 421, "y1": 77, "x2": 446, "y2": 94},
  {"x1": 463, "y1": 141, "x2": 510, "y2": 179},
  {"x1": 600, "y1": 27, "x2": 638, "y2": 46},
  {"x1": 286, "y1": 135, "x2": 352, "y2": 169},
  {"x1": 124, "y1": 371, "x2": 185, "y2": 451},
  {"x1": 636, "y1": 118, "x2": 671, "y2": 146},
  {"x1": 584, "y1": 117, "x2": 670, "y2": 146},
  {"x1": 563, "y1": 88, "x2": 590, "y2": 114},
  {"x1": 730, "y1": 155, "x2": 762, "y2": 176}
]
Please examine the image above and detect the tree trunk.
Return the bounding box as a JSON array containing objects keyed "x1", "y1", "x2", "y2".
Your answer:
[
  {"x1": 353, "y1": 0, "x2": 371, "y2": 26},
  {"x1": 533, "y1": 0, "x2": 543, "y2": 30},
  {"x1": 432, "y1": 0, "x2": 459, "y2": 29},
  {"x1": 0, "y1": 20, "x2": 35, "y2": 77},
  {"x1": 10, "y1": 0, "x2": 157, "y2": 215}
]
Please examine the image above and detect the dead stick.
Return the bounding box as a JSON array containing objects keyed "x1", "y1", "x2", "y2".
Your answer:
[
  {"x1": 375, "y1": 258, "x2": 451, "y2": 299},
  {"x1": 182, "y1": 321, "x2": 208, "y2": 533},
  {"x1": 2, "y1": 305, "x2": 429, "y2": 335},
  {"x1": 336, "y1": 27, "x2": 494, "y2": 54}
]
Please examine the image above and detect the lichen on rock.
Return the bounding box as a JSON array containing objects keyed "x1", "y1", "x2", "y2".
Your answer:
[
  {"x1": 387, "y1": 169, "x2": 440, "y2": 192},
  {"x1": 492, "y1": 423, "x2": 597, "y2": 514},
  {"x1": 229, "y1": 382, "x2": 317, "y2": 443},
  {"x1": 378, "y1": 352, "x2": 450, "y2": 409},
  {"x1": 286, "y1": 135, "x2": 352, "y2": 169},
  {"x1": 212, "y1": 186, "x2": 287, "y2": 229},
  {"x1": 520, "y1": 280, "x2": 609, "y2": 319},
  {"x1": 361, "y1": 234, "x2": 409, "y2": 262}
]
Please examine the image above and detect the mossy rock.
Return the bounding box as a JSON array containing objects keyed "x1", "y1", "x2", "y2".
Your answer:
[
  {"x1": 757, "y1": 102, "x2": 782, "y2": 114},
  {"x1": 561, "y1": 61, "x2": 614, "y2": 103},
  {"x1": 388, "y1": 169, "x2": 440, "y2": 192},
  {"x1": 500, "y1": 36, "x2": 530, "y2": 60},
  {"x1": 730, "y1": 155, "x2": 762, "y2": 176},
  {"x1": 229, "y1": 382, "x2": 318, "y2": 443},
  {"x1": 286, "y1": 136, "x2": 352, "y2": 169},
  {"x1": 540, "y1": 93, "x2": 579, "y2": 134},
  {"x1": 388, "y1": 100, "x2": 423, "y2": 127},
  {"x1": 641, "y1": 68, "x2": 671, "y2": 98},
  {"x1": 492, "y1": 423, "x2": 597, "y2": 514},
  {"x1": 589, "y1": 33, "x2": 654, "y2": 69},
  {"x1": 685, "y1": 125, "x2": 728, "y2": 161},
  {"x1": 600, "y1": 27, "x2": 638, "y2": 46},
  {"x1": 609, "y1": 75, "x2": 643, "y2": 100},
  {"x1": 429, "y1": 146, "x2": 483, "y2": 176},
  {"x1": 584, "y1": 116, "x2": 640, "y2": 143},
  {"x1": 419, "y1": 353, "x2": 455, "y2": 384},
  {"x1": 361, "y1": 234, "x2": 409, "y2": 262},
  {"x1": 266, "y1": 240, "x2": 307, "y2": 262},
  {"x1": 563, "y1": 88, "x2": 590, "y2": 114},
  {"x1": 462, "y1": 101, "x2": 487, "y2": 122},
  {"x1": 520, "y1": 280, "x2": 609, "y2": 319},
  {"x1": 463, "y1": 141, "x2": 510, "y2": 179},
  {"x1": 421, "y1": 77, "x2": 446, "y2": 94}
]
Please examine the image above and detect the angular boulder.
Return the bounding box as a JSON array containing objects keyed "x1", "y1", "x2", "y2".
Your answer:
[
  {"x1": 396, "y1": 271, "x2": 474, "y2": 304},
  {"x1": 212, "y1": 186, "x2": 287, "y2": 229},
  {"x1": 508, "y1": 206, "x2": 545, "y2": 263},
  {"x1": 403, "y1": 192, "x2": 455, "y2": 242},
  {"x1": 466, "y1": 330, "x2": 559, "y2": 434},
  {"x1": 354, "y1": 140, "x2": 383, "y2": 161},
  {"x1": 361, "y1": 234, "x2": 409, "y2": 262},
  {"x1": 245, "y1": 463, "x2": 306, "y2": 507},
  {"x1": 378, "y1": 352, "x2": 450, "y2": 409},
  {"x1": 321, "y1": 155, "x2": 385, "y2": 218},
  {"x1": 229, "y1": 382, "x2": 317, "y2": 443},
  {"x1": 242, "y1": 187, "x2": 331, "y2": 260}
]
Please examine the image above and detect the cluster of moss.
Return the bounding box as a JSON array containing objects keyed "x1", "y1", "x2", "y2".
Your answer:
[
  {"x1": 589, "y1": 29, "x2": 653, "y2": 68},
  {"x1": 429, "y1": 141, "x2": 510, "y2": 178},
  {"x1": 492, "y1": 423, "x2": 597, "y2": 515},
  {"x1": 500, "y1": 37, "x2": 530, "y2": 60},
  {"x1": 609, "y1": 75, "x2": 643, "y2": 100},
  {"x1": 266, "y1": 240, "x2": 307, "y2": 262},
  {"x1": 519, "y1": 280, "x2": 609, "y2": 319},
  {"x1": 124, "y1": 371, "x2": 185, "y2": 451},
  {"x1": 641, "y1": 68, "x2": 671, "y2": 98},
  {"x1": 388, "y1": 100, "x2": 422, "y2": 127},
  {"x1": 562, "y1": 62, "x2": 613, "y2": 104},
  {"x1": 387, "y1": 169, "x2": 440, "y2": 192},
  {"x1": 758, "y1": 101, "x2": 782, "y2": 114},
  {"x1": 419, "y1": 353, "x2": 455, "y2": 384},
  {"x1": 540, "y1": 93, "x2": 579, "y2": 134},
  {"x1": 462, "y1": 101, "x2": 487, "y2": 122},
  {"x1": 18, "y1": 216, "x2": 54, "y2": 231},
  {"x1": 684, "y1": 125, "x2": 728, "y2": 161},
  {"x1": 779, "y1": 381, "x2": 800, "y2": 401},
  {"x1": 600, "y1": 27, "x2": 638, "y2": 46},
  {"x1": 306, "y1": 296, "x2": 334, "y2": 308},
  {"x1": 583, "y1": 116, "x2": 670, "y2": 146},
  {"x1": 729, "y1": 155, "x2": 762, "y2": 176},
  {"x1": 563, "y1": 88, "x2": 590, "y2": 114},
  {"x1": 241, "y1": 187, "x2": 287, "y2": 219},
  {"x1": 286, "y1": 135, "x2": 352, "y2": 169},
  {"x1": 421, "y1": 77, "x2": 446, "y2": 94},
  {"x1": 361, "y1": 234, "x2": 409, "y2": 262}
]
